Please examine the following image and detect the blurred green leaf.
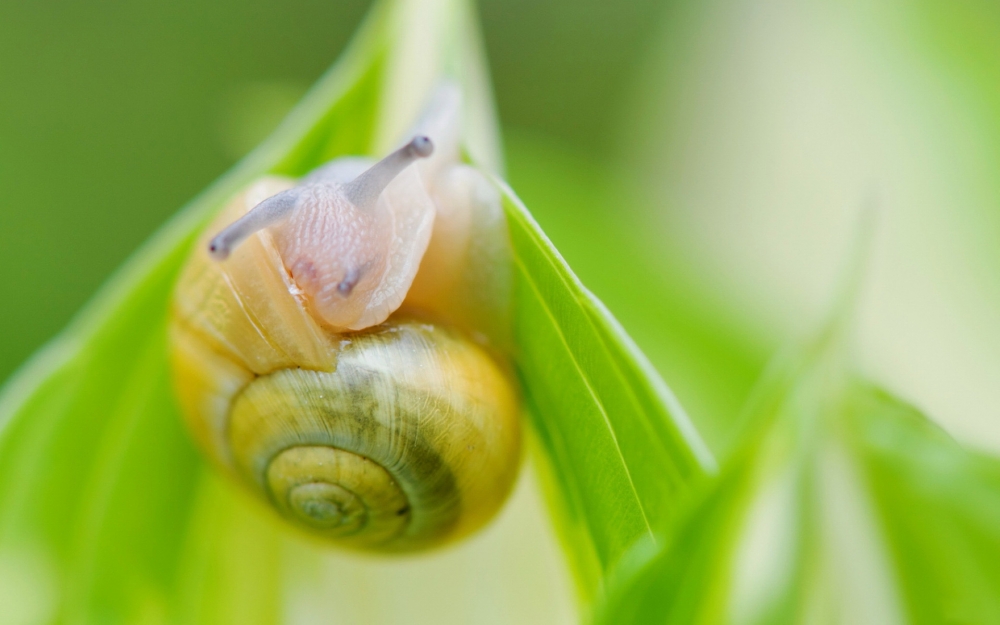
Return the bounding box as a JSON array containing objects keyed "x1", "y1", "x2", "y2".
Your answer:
[
  {"x1": 0, "y1": 0, "x2": 711, "y2": 622},
  {"x1": 598, "y1": 342, "x2": 1000, "y2": 624},
  {"x1": 854, "y1": 387, "x2": 1000, "y2": 623}
]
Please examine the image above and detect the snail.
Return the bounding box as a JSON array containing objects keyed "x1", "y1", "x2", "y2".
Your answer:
[{"x1": 168, "y1": 86, "x2": 521, "y2": 552}]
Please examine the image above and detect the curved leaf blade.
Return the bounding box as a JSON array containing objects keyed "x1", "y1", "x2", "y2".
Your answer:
[{"x1": 501, "y1": 187, "x2": 715, "y2": 602}]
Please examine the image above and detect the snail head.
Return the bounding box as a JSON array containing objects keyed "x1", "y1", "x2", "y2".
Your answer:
[{"x1": 206, "y1": 136, "x2": 434, "y2": 330}]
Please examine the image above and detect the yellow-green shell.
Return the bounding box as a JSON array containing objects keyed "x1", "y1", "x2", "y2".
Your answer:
[{"x1": 169, "y1": 178, "x2": 521, "y2": 551}]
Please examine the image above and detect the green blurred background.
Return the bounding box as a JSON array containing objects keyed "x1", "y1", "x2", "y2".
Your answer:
[{"x1": 5, "y1": 0, "x2": 1000, "y2": 456}]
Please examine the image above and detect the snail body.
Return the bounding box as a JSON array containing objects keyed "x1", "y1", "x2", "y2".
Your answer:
[{"x1": 169, "y1": 86, "x2": 521, "y2": 552}]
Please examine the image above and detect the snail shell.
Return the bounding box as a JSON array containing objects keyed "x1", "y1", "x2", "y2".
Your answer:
[{"x1": 169, "y1": 91, "x2": 521, "y2": 551}]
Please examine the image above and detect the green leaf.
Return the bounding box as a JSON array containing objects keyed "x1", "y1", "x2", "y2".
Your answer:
[
  {"x1": 597, "y1": 349, "x2": 1000, "y2": 624},
  {"x1": 500, "y1": 186, "x2": 715, "y2": 602},
  {"x1": 0, "y1": 0, "x2": 710, "y2": 621},
  {"x1": 502, "y1": 133, "x2": 769, "y2": 457}
]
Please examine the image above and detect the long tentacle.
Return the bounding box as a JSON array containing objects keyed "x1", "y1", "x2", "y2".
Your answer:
[
  {"x1": 208, "y1": 188, "x2": 300, "y2": 260},
  {"x1": 343, "y1": 136, "x2": 434, "y2": 210}
]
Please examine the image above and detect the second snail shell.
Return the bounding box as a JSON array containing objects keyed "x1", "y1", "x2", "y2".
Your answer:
[{"x1": 170, "y1": 177, "x2": 521, "y2": 552}]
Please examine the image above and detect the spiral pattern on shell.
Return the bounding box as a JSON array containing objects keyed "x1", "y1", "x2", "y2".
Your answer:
[{"x1": 169, "y1": 178, "x2": 521, "y2": 551}]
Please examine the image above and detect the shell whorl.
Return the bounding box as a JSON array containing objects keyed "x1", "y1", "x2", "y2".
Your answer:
[
  {"x1": 225, "y1": 321, "x2": 519, "y2": 551},
  {"x1": 171, "y1": 311, "x2": 521, "y2": 551}
]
